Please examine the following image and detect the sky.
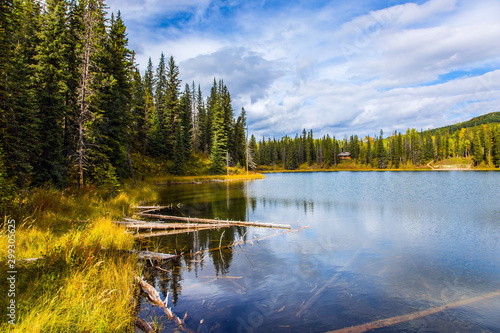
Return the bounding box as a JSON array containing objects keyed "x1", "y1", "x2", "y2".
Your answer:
[{"x1": 106, "y1": 0, "x2": 500, "y2": 139}]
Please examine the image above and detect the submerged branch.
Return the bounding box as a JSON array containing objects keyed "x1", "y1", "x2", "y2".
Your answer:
[
  {"x1": 135, "y1": 276, "x2": 194, "y2": 333},
  {"x1": 327, "y1": 290, "x2": 500, "y2": 333},
  {"x1": 134, "y1": 318, "x2": 155, "y2": 333}
]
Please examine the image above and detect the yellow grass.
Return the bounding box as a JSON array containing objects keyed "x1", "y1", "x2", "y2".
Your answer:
[
  {"x1": 0, "y1": 167, "x2": 264, "y2": 332},
  {"x1": 0, "y1": 184, "x2": 153, "y2": 332},
  {"x1": 144, "y1": 171, "x2": 265, "y2": 184}
]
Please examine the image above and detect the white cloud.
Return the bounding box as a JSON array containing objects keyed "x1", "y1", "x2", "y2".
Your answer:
[
  {"x1": 180, "y1": 47, "x2": 286, "y2": 104},
  {"x1": 107, "y1": 0, "x2": 500, "y2": 138}
]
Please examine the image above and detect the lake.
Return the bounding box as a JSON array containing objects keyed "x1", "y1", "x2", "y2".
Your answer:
[{"x1": 136, "y1": 172, "x2": 500, "y2": 332}]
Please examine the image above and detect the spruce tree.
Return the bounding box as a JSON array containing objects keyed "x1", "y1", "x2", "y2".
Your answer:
[
  {"x1": 164, "y1": 56, "x2": 181, "y2": 158},
  {"x1": 154, "y1": 53, "x2": 167, "y2": 154},
  {"x1": 247, "y1": 134, "x2": 257, "y2": 171},
  {"x1": 209, "y1": 99, "x2": 226, "y2": 173},
  {"x1": 233, "y1": 108, "x2": 247, "y2": 166},
  {"x1": 472, "y1": 132, "x2": 483, "y2": 165},
  {"x1": 366, "y1": 136, "x2": 372, "y2": 166},
  {"x1": 130, "y1": 63, "x2": 146, "y2": 152},
  {"x1": 0, "y1": 0, "x2": 40, "y2": 187},
  {"x1": 144, "y1": 57, "x2": 154, "y2": 94},
  {"x1": 76, "y1": 0, "x2": 107, "y2": 187},
  {"x1": 195, "y1": 85, "x2": 207, "y2": 153},
  {"x1": 493, "y1": 128, "x2": 500, "y2": 167},
  {"x1": 63, "y1": 0, "x2": 84, "y2": 173},
  {"x1": 34, "y1": 0, "x2": 70, "y2": 185},
  {"x1": 377, "y1": 130, "x2": 388, "y2": 169},
  {"x1": 86, "y1": 11, "x2": 132, "y2": 184},
  {"x1": 210, "y1": 133, "x2": 225, "y2": 174}
]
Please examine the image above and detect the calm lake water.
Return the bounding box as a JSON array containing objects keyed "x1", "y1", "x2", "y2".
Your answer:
[{"x1": 136, "y1": 172, "x2": 500, "y2": 332}]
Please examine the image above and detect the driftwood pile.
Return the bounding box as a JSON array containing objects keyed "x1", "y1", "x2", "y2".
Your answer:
[{"x1": 115, "y1": 205, "x2": 291, "y2": 239}]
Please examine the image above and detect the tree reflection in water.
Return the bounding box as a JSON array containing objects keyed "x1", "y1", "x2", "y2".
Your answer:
[{"x1": 136, "y1": 181, "x2": 250, "y2": 306}]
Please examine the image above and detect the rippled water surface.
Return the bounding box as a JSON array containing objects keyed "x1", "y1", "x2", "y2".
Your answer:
[{"x1": 137, "y1": 172, "x2": 500, "y2": 332}]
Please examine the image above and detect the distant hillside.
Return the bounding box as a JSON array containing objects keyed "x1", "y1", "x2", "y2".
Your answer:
[{"x1": 431, "y1": 112, "x2": 500, "y2": 134}]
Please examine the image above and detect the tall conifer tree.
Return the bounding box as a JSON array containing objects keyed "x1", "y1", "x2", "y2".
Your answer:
[{"x1": 34, "y1": 0, "x2": 70, "y2": 185}]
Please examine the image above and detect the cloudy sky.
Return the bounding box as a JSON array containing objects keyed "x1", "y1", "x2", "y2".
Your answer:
[{"x1": 106, "y1": 0, "x2": 500, "y2": 138}]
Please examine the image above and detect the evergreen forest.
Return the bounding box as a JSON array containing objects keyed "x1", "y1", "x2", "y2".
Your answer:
[
  {"x1": 255, "y1": 116, "x2": 500, "y2": 170},
  {"x1": 1, "y1": 0, "x2": 499, "y2": 214},
  {"x1": 0, "y1": 0, "x2": 249, "y2": 194}
]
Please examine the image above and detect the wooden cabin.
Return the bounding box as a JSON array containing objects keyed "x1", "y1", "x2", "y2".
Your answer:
[{"x1": 338, "y1": 152, "x2": 351, "y2": 160}]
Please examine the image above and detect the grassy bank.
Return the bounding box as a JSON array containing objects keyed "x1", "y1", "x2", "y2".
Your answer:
[
  {"x1": 0, "y1": 171, "x2": 264, "y2": 332},
  {"x1": 0, "y1": 185, "x2": 159, "y2": 332},
  {"x1": 145, "y1": 172, "x2": 265, "y2": 184}
]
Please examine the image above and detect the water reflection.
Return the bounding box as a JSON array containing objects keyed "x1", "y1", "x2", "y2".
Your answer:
[{"x1": 136, "y1": 173, "x2": 500, "y2": 332}]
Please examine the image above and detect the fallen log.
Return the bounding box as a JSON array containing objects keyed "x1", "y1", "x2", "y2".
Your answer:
[
  {"x1": 136, "y1": 212, "x2": 291, "y2": 229},
  {"x1": 135, "y1": 318, "x2": 155, "y2": 333},
  {"x1": 135, "y1": 225, "x2": 232, "y2": 239},
  {"x1": 126, "y1": 250, "x2": 178, "y2": 261},
  {"x1": 133, "y1": 205, "x2": 172, "y2": 210},
  {"x1": 114, "y1": 221, "x2": 228, "y2": 230},
  {"x1": 135, "y1": 276, "x2": 194, "y2": 333},
  {"x1": 327, "y1": 290, "x2": 500, "y2": 333}
]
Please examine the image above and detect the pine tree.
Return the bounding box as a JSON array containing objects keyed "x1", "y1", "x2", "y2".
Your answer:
[
  {"x1": 195, "y1": 85, "x2": 207, "y2": 153},
  {"x1": 232, "y1": 108, "x2": 247, "y2": 166},
  {"x1": 435, "y1": 130, "x2": 442, "y2": 161},
  {"x1": 395, "y1": 133, "x2": 403, "y2": 168},
  {"x1": 164, "y1": 56, "x2": 181, "y2": 158},
  {"x1": 209, "y1": 133, "x2": 225, "y2": 174},
  {"x1": 472, "y1": 132, "x2": 483, "y2": 165},
  {"x1": 76, "y1": 0, "x2": 107, "y2": 187},
  {"x1": 172, "y1": 83, "x2": 192, "y2": 172},
  {"x1": 63, "y1": 0, "x2": 84, "y2": 174},
  {"x1": 87, "y1": 11, "x2": 132, "y2": 184},
  {"x1": 144, "y1": 57, "x2": 154, "y2": 94},
  {"x1": 377, "y1": 130, "x2": 388, "y2": 169},
  {"x1": 130, "y1": 62, "x2": 146, "y2": 152},
  {"x1": 0, "y1": 1, "x2": 12, "y2": 108},
  {"x1": 209, "y1": 99, "x2": 226, "y2": 173},
  {"x1": 493, "y1": 128, "x2": 500, "y2": 167},
  {"x1": 246, "y1": 134, "x2": 257, "y2": 171},
  {"x1": 0, "y1": 147, "x2": 15, "y2": 217},
  {"x1": 423, "y1": 131, "x2": 434, "y2": 161},
  {"x1": 0, "y1": 0, "x2": 40, "y2": 187},
  {"x1": 366, "y1": 136, "x2": 372, "y2": 166},
  {"x1": 306, "y1": 130, "x2": 314, "y2": 166},
  {"x1": 154, "y1": 53, "x2": 167, "y2": 154},
  {"x1": 34, "y1": 0, "x2": 70, "y2": 185}
]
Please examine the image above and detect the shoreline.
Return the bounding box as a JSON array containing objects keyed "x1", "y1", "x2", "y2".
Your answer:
[{"x1": 138, "y1": 173, "x2": 266, "y2": 185}]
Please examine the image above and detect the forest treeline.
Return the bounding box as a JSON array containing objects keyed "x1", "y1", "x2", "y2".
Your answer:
[
  {"x1": 1, "y1": 0, "x2": 499, "y2": 205},
  {"x1": 0, "y1": 0, "x2": 249, "y2": 198},
  {"x1": 256, "y1": 121, "x2": 500, "y2": 170}
]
